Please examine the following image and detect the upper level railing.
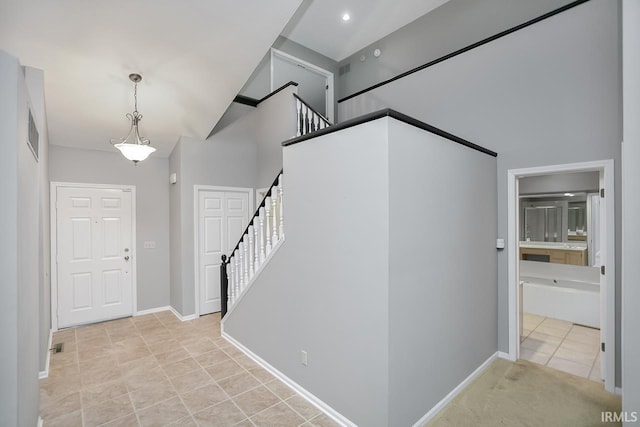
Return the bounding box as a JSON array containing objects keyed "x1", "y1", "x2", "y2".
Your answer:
[{"x1": 295, "y1": 94, "x2": 331, "y2": 137}]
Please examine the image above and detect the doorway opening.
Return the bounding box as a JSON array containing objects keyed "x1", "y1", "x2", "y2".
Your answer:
[
  {"x1": 507, "y1": 160, "x2": 615, "y2": 393},
  {"x1": 271, "y1": 48, "x2": 334, "y2": 122}
]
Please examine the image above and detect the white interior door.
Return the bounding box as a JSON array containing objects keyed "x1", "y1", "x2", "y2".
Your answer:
[
  {"x1": 198, "y1": 189, "x2": 250, "y2": 315},
  {"x1": 56, "y1": 186, "x2": 133, "y2": 328}
]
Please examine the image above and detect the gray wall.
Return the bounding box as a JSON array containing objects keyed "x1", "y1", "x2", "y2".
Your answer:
[
  {"x1": 255, "y1": 85, "x2": 298, "y2": 187},
  {"x1": 387, "y1": 120, "x2": 497, "y2": 425},
  {"x1": 24, "y1": 67, "x2": 51, "y2": 374},
  {"x1": 622, "y1": 0, "x2": 640, "y2": 420},
  {"x1": 170, "y1": 86, "x2": 296, "y2": 316},
  {"x1": 338, "y1": 0, "x2": 622, "y2": 386},
  {"x1": 172, "y1": 135, "x2": 257, "y2": 316},
  {"x1": 169, "y1": 141, "x2": 183, "y2": 314},
  {"x1": 224, "y1": 117, "x2": 498, "y2": 426},
  {"x1": 336, "y1": 0, "x2": 574, "y2": 99},
  {"x1": 240, "y1": 36, "x2": 338, "y2": 101},
  {"x1": 224, "y1": 119, "x2": 391, "y2": 426},
  {"x1": 0, "y1": 51, "x2": 43, "y2": 427},
  {"x1": 49, "y1": 146, "x2": 171, "y2": 312},
  {"x1": 519, "y1": 171, "x2": 600, "y2": 195}
]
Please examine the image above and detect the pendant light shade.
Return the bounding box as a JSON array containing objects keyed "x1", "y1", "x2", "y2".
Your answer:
[{"x1": 110, "y1": 73, "x2": 156, "y2": 164}]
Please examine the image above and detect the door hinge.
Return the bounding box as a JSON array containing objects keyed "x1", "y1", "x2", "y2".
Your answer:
[
  {"x1": 600, "y1": 188, "x2": 605, "y2": 198},
  {"x1": 601, "y1": 265, "x2": 605, "y2": 275},
  {"x1": 601, "y1": 342, "x2": 605, "y2": 352}
]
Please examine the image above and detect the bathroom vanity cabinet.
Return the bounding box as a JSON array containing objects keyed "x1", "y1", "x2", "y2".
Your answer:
[{"x1": 519, "y1": 244, "x2": 587, "y2": 266}]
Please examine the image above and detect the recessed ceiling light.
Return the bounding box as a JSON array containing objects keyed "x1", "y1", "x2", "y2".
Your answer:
[
  {"x1": 342, "y1": 13, "x2": 351, "y2": 22},
  {"x1": 564, "y1": 193, "x2": 575, "y2": 197}
]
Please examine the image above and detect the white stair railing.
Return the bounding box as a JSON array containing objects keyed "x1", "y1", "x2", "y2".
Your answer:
[
  {"x1": 223, "y1": 172, "x2": 284, "y2": 314},
  {"x1": 295, "y1": 94, "x2": 331, "y2": 137}
]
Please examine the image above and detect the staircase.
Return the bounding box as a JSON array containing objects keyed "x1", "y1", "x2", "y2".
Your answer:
[{"x1": 220, "y1": 93, "x2": 332, "y2": 317}]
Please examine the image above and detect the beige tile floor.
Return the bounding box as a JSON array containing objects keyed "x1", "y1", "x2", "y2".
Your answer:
[
  {"x1": 520, "y1": 312, "x2": 601, "y2": 382},
  {"x1": 40, "y1": 311, "x2": 340, "y2": 427}
]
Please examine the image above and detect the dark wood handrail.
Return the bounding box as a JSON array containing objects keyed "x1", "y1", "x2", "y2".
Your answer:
[
  {"x1": 293, "y1": 93, "x2": 331, "y2": 126},
  {"x1": 233, "y1": 82, "x2": 300, "y2": 108},
  {"x1": 226, "y1": 169, "x2": 283, "y2": 263},
  {"x1": 283, "y1": 108, "x2": 497, "y2": 157},
  {"x1": 220, "y1": 169, "x2": 283, "y2": 319}
]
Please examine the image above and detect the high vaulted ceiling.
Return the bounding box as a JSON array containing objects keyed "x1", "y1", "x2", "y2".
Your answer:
[
  {"x1": 282, "y1": 0, "x2": 451, "y2": 61},
  {"x1": 0, "y1": 0, "x2": 450, "y2": 158}
]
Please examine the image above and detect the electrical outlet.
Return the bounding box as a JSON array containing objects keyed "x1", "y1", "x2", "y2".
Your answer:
[
  {"x1": 144, "y1": 241, "x2": 156, "y2": 249},
  {"x1": 301, "y1": 350, "x2": 308, "y2": 366}
]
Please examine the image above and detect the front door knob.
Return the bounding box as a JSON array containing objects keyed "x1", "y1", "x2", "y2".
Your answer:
[{"x1": 124, "y1": 255, "x2": 130, "y2": 261}]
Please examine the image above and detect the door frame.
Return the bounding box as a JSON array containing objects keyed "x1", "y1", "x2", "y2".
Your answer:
[
  {"x1": 50, "y1": 182, "x2": 137, "y2": 331},
  {"x1": 270, "y1": 48, "x2": 335, "y2": 122},
  {"x1": 193, "y1": 185, "x2": 254, "y2": 317},
  {"x1": 507, "y1": 159, "x2": 615, "y2": 393}
]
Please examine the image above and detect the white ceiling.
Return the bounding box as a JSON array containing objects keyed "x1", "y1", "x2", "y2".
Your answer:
[
  {"x1": 282, "y1": 0, "x2": 451, "y2": 62},
  {"x1": 0, "y1": 0, "x2": 449, "y2": 158}
]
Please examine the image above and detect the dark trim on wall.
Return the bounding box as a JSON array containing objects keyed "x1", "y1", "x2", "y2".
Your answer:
[
  {"x1": 337, "y1": 0, "x2": 591, "y2": 104},
  {"x1": 282, "y1": 108, "x2": 497, "y2": 157},
  {"x1": 233, "y1": 95, "x2": 259, "y2": 107}
]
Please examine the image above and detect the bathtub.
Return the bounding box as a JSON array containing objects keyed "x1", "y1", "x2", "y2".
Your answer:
[{"x1": 521, "y1": 276, "x2": 600, "y2": 328}]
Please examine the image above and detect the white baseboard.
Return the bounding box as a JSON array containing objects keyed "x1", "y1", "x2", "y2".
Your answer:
[
  {"x1": 222, "y1": 331, "x2": 356, "y2": 427},
  {"x1": 169, "y1": 306, "x2": 197, "y2": 322},
  {"x1": 135, "y1": 306, "x2": 171, "y2": 316},
  {"x1": 37, "y1": 416, "x2": 43, "y2": 427},
  {"x1": 38, "y1": 329, "x2": 53, "y2": 380},
  {"x1": 412, "y1": 352, "x2": 498, "y2": 427},
  {"x1": 615, "y1": 386, "x2": 622, "y2": 396},
  {"x1": 497, "y1": 351, "x2": 511, "y2": 360},
  {"x1": 135, "y1": 306, "x2": 197, "y2": 322}
]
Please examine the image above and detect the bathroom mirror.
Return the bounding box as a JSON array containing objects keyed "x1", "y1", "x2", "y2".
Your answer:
[{"x1": 519, "y1": 192, "x2": 599, "y2": 267}]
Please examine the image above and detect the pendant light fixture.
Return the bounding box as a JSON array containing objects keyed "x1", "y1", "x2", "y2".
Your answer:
[{"x1": 110, "y1": 73, "x2": 156, "y2": 164}]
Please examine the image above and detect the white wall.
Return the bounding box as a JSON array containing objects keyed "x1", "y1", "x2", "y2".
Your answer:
[
  {"x1": 338, "y1": 0, "x2": 622, "y2": 386},
  {"x1": 0, "y1": 51, "x2": 44, "y2": 427},
  {"x1": 49, "y1": 146, "x2": 171, "y2": 311},
  {"x1": 622, "y1": 0, "x2": 640, "y2": 420}
]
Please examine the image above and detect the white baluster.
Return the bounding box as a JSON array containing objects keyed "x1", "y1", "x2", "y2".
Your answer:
[
  {"x1": 248, "y1": 225, "x2": 254, "y2": 279},
  {"x1": 278, "y1": 174, "x2": 284, "y2": 239},
  {"x1": 296, "y1": 99, "x2": 302, "y2": 137},
  {"x1": 243, "y1": 238, "x2": 249, "y2": 288},
  {"x1": 239, "y1": 243, "x2": 245, "y2": 295},
  {"x1": 259, "y1": 207, "x2": 266, "y2": 262},
  {"x1": 304, "y1": 105, "x2": 311, "y2": 135},
  {"x1": 271, "y1": 192, "x2": 278, "y2": 245},
  {"x1": 253, "y1": 222, "x2": 260, "y2": 272},
  {"x1": 228, "y1": 258, "x2": 235, "y2": 306},
  {"x1": 234, "y1": 249, "x2": 240, "y2": 304},
  {"x1": 264, "y1": 197, "x2": 272, "y2": 254}
]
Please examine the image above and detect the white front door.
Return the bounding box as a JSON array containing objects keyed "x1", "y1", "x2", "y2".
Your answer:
[
  {"x1": 198, "y1": 188, "x2": 250, "y2": 315},
  {"x1": 56, "y1": 186, "x2": 134, "y2": 328}
]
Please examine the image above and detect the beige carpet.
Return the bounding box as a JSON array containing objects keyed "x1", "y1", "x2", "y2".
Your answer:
[{"x1": 426, "y1": 358, "x2": 621, "y2": 427}]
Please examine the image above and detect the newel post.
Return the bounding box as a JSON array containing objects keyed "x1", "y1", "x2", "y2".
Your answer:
[{"x1": 220, "y1": 254, "x2": 228, "y2": 318}]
